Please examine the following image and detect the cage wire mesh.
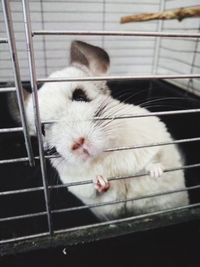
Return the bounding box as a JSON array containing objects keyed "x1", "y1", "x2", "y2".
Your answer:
[{"x1": 0, "y1": 0, "x2": 200, "y2": 256}]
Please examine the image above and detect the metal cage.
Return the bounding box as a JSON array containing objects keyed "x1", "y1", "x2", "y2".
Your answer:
[{"x1": 0, "y1": 0, "x2": 200, "y2": 256}]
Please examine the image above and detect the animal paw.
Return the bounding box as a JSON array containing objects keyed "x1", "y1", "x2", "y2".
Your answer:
[
  {"x1": 93, "y1": 175, "x2": 110, "y2": 193},
  {"x1": 145, "y1": 163, "x2": 164, "y2": 178}
]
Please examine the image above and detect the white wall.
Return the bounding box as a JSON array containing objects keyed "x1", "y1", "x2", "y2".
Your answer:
[{"x1": 0, "y1": 0, "x2": 199, "y2": 94}]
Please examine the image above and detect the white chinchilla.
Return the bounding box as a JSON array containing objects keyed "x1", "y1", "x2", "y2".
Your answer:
[{"x1": 23, "y1": 40, "x2": 188, "y2": 220}]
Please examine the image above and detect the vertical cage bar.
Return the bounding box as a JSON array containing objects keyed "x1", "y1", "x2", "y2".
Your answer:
[
  {"x1": 39, "y1": 0, "x2": 48, "y2": 77},
  {"x1": 102, "y1": 0, "x2": 106, "y2": 48},
  {"x1": 152, "y1": 0, "x2": 165, "y2": 74},
  {"x1": 187, "y1": 20, "x2": 200, "y2": 93},
  {"x1": 21, "y1": 0, "x2": 53, "y2": 235},
  {"x1": 1, "y1": 0, "x2": 35, "y2": 167}
]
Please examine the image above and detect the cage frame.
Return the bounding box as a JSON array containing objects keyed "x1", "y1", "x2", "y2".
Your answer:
[{"x1": 0, "y1": 0, "x2": 200, "y2": 256}]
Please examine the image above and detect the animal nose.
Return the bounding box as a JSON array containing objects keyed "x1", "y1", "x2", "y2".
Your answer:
[{"x1": 72, "y1": 137, "x2": 85, "y2": 151}]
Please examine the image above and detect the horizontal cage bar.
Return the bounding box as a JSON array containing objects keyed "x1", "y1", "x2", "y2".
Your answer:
[
  {"x1": 0, "y1": 38, "x2": 8, "y2": 43},
  {"x1": 46, "y1": 137, "x2": 200, "y2": 159},
  {"x1": 0, "y1": 127, "x2": 23, "y2": 134},
  {"x1": 0, "y1": 186, "x2": 44, "y2": 196},
  {"x1": 51, "y1": 185, "x2": 200, "y2": 214},
  {"x1": 1, "y1": 162, "x2": 200, "y2": 197},
  {"x1": 0, "y1": 184, "x2": 198, "y2": 222},
  {"x1": 104, "y1": 137, "x2": 200, "y2": 152},
  {"x1": 1, "y1": 136, "x2": 200, "y2": 165},
  {"x1": 54, "y1": 202, "x2": 200, "y2": 235},
  {"x1": 43, "y1": 109, "x2": 200, "y2": 124},
  {"x1": 0, "y1": 155, "x2": 56, "y2": 165},
  {"x1": 0, "y1": 232, "x2": 49, "y2": 245},
  {"x1": 37, "y1": 74, "x2": 200, "y2": 83},
  {"x1": 0, "y1": 87, "x2": 16, "y2": 93},
  {"x1": 0, "y1": 157, "x2": 29, "y2": 165},
  {"x1": 32, "y1": 30, "x2": 200, "y2": 38},
  {"x1": 0, "y1": 167, "x2": 200, "y2": 223},
  {"x1": 49, "y1": 162, "x2": 200, "y2": 190},
  {"x1": 0, "y1": 211, "x2": 47, "y2": 223},
  {"x1": 1, "y1": 203, "x2": 200, "y2": 247}
]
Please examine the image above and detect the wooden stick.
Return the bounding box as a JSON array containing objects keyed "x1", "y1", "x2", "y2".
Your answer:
[{"x1": 120, "y1": 6, "x2": 200, "y2": 24}]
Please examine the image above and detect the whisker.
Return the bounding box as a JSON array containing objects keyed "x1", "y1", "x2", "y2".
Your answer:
[
  {"x1": 113, "y1": 88, "x2": 147, "y2": 103},
  {"x1": 140, "y1": 96, "x2": 195, "y2": 108},
  {"x1": 143, "y1": 104, "x2": 186, "y2": 110}
]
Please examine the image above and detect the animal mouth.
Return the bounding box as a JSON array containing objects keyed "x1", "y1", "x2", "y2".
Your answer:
[
  {"x1": 83, "y1": 148, "x2": 90, "y2": 156},
  {"x1": 78, "y1": 147, "x2": 93, "y2": 161},
  {"x1": 71, "y1": 137, "x2": 95, "y2": 161}
]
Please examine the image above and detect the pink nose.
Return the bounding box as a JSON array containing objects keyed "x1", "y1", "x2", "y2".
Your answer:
[{"x1": 72, "y1": 137, "x2": 85, "y2": 151}]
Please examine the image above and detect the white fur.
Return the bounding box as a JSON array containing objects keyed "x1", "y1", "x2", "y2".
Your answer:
[{"x1": 25, "y1": 65, "x2": 189, "y2": 221}]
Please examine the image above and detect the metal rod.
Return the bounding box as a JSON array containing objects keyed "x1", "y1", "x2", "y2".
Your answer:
[
  {"x1": 2, "y1": 0, "x2": 35, "y2": 167},
  {"x1": 105, "y1": 137, "x2": 200, "y2": 152},
  {"x1": 49, "y1": 162, "x2": 200, "y2": 190},
  {"x1": 0, "y1": 183, "x2": 199, "y2": 223},
  {"x1": 0, "y1": 162, "x2": 200, "y2": 198},
  {"x1": 1, "y1": 135, "x2": 200, "y2": 165},
  {"x1": 151, "y1": 0, "x2": 165, "y2": 74},
  {"x1": 0, "y1": 232, "x2": 49, "y2": 245},
  {"x1": 0, "y1": 38, "x2": 8, "y2": 43},
  {"x1": 96, "y1": 108, "x2": 200, "y2": 120},
  {"x1": 52, "y1": 185, "x2": 200, "y2": 214},
  {"x1": 0, "y1": 211, "x2": 47, "y2": 223},
  {"x1": 37, "y1": 73, "x2": 200, "y2": 83},
  {"x1": 55, "y1": 202, "x2": 200, "y2": 235},
  {"x1": 32, "y1": 30, "x2": 200, "y2": 38},
  {"x1": 0, "y1": 155, "x2": 59, "y2": 165},
  {"x1": 46, "y1": 136, "x2": 200, "y2": 158},
  {"x1": 43, "y1": 137, "x2": 200, "y2": 157},
  {"x1": 21, "y1": 0, "x2": 53, "y2": 235},
  {"x1": 160, "y1": 44, "x2": 200, "y2": 53},
  {"x1": 0, "y1": 186, "x2": 44, "y2": 196},
  {"x1": 0, "y1": 157, "x2": 29, "y2": 165},
  {"x1": 187, "y1": 20, "x2": 200, "y2": 92},
  {"x1": 42, "y1": 108, "x2": 200, "y2": 123},
  {"x1": 0, "y1": 127, "x2": 23, "y2": 134},
  {"x1": 1, "y1": 202, "x2": 199, "y2": 246},
  {"x1": 0, "y1": 87, "x2": 16, "y2": 93},
  {"x1": 0, "y1": 155, "x2": 49, "y2": 165}
]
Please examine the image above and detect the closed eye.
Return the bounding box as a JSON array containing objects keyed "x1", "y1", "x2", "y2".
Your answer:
[{"x1": 72, "y1": 88, "x2": 90, "y2": 102}]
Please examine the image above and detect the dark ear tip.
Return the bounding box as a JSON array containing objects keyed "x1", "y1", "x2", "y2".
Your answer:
[
  {"x1": 70, "y1": 40, "x2": 78, "y2": 52},
  {"x1": 71, "y1": 40, "x2": 89, "y2": 51},
  {"x1": 70, "y1": 40, "x2": 110, "y2": 73},
  {"x1": 71, "y1": 40, "x2": 81, "y2": 48},
  {"x1": 71, "y1": 40, "x2": 110, "y2": 63}
]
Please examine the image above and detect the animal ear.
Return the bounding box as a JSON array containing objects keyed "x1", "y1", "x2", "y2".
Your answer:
[{"x1": 70, "y1": 40, "x2": 110, "y2": 75}]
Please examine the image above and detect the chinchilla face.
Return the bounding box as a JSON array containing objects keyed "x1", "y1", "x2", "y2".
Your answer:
[
  {"x1": 44, "y1": 94, "x2": 113, "y2": 165},
  {"x1": 38, "y1": 71, "x2": 113, "y2": 165},
  {"x1": 25, "y1": 40, "x2": 118, "y2": 165}
]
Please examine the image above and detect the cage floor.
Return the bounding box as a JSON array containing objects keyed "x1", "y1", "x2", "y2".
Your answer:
[
  {"x1": 0, "y1": 79, "x2": 200, "y2": 266},
  {"x1": 1, "y1": 220, "x2": 200, "y2": 267}
]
